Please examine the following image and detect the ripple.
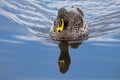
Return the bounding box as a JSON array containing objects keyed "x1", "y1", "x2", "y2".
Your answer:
[{"x1": 0, "y1": 0, "x2": 120, "y2": 46}]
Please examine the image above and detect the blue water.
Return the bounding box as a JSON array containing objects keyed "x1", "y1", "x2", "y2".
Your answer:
[{"x1": 0, "y1": 0, "x2": 120, "y2": 80}]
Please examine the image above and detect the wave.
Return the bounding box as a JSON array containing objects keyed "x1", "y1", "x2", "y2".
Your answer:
[{"x1": 0, "y1": 0, "x2": 120, "y2": 46}]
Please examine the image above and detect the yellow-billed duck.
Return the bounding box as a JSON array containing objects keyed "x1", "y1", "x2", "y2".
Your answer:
[{"x1": 50, "y1": 7, "x2": 88, "y2": 41}]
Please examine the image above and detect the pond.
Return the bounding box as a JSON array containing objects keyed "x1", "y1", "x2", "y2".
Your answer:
[{"x1": 0, "y1": 0, "x2": 120, "y2": 80}]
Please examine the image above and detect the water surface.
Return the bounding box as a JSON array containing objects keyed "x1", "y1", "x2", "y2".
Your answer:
[{"x1": 0, "y1": 0, "x2": 120, "y2": 80}]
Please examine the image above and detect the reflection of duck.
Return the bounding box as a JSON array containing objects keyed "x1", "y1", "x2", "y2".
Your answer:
[
  {"x1": 58, "y1": 41, "x2": 70, "y2": 74},
  {"x1": 50, "y1": 7, "x2": 88, "y2": 41},
  {"x1": 58, "y1": 41, "x2": 81, "y2": 74}
]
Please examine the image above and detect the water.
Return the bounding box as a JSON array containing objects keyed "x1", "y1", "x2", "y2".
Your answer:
[{"x1": 0, "y1": 0, "x2": 120, "y2": 80}]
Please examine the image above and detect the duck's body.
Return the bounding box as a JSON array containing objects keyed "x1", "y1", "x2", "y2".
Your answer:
[{"x1": 50, "y1": 7, "x2": 88, "y2": 41}]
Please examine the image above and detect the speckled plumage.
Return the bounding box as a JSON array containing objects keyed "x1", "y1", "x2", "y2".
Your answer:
[{"x1": 50, "y1": 7, "x2": 88, "y2": 41}]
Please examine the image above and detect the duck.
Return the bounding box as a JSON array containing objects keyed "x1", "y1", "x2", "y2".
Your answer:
[{"x1": 50, "y1": 7, "x2": 88, "y2": 41}]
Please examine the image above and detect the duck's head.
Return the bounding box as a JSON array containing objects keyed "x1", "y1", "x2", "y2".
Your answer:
[{"x1": 56, "y1": 8, "x2": 69, "y2": 32}]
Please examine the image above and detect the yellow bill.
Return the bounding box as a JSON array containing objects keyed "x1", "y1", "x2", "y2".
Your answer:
[{"x1": 57, "y1": 18, "x2": 64, "y2": 32}]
